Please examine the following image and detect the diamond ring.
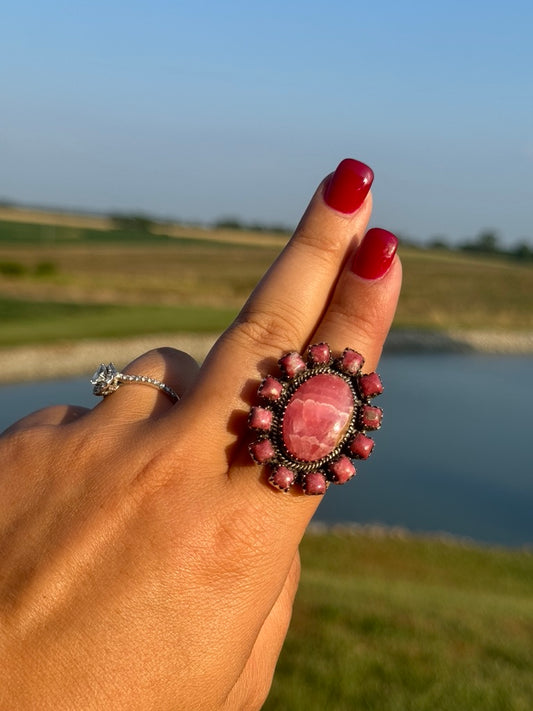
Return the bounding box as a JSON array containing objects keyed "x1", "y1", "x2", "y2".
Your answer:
[{"x1": 91, "y1": 363, "x2": 179, "y2": 403}]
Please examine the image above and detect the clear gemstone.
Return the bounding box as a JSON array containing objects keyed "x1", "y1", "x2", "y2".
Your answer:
[{"x1": 90, "y1": 363, "x2": 117, "y2": 385}]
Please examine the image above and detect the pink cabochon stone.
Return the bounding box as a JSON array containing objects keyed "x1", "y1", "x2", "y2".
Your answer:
[
  {"x1": 308, "y1": 343, "x2": 331, "y2": 364},
  {"x1": 250, "y1": 439, "x2": 276, "y2": 463},
  {"x1": 341, "y1": 349, "x2": 364, "y2": 375},
  {"x1": 258, "y1": 376, "x2": 283, "y2": 401},
  {"x1": 329, "y1": 455, "x2": 356, "y2": 484},
  {"x1": 249, "y1": 406, "x2": 273, "y2": 431},
  {"x1": 349, "y1": 432, "x2": 374, "y2": 459},
  {"x1": 360, "y1": 405, "x2": 383, "y2": 430},
  {"x1": 359, "y1": 372, "x2": 384, "y2": 399},
  {"x1": 269, "y1": 466, "x2": 296, "y2": 491},
  {"x1": 279, "y1": 352, "x2": 306, "y2": 378},
  {"x1": 282, "y1": 373, "x2": 354, "y2": 462},
  {"x1": 304, "y1": 472, "x2": 327, "y2": 495}
]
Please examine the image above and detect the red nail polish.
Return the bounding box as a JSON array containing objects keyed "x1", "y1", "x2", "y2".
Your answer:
[
  {"x1": 351, "y1": 228, "x2": 398, "y2": 280},
  {"x1": 324, "y1": 158, "x2": 374, "y2": 214}
]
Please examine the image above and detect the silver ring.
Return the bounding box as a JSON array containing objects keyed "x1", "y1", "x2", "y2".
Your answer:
[{"x1": 91, "y1": 363, "x2": 179, "y2": 403}]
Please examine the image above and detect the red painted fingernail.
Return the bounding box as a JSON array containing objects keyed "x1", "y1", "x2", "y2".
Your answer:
[
  {"x1": 324, "y1": 158, "x2": 374, "y2": 214},
  {"x1": 351, "y1": 228, "x2": 398, "y2": 280}
]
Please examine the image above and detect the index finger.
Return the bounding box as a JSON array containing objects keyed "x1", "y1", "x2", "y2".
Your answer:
[{"x1": 182, "y1": 159, "x2": 375, "y2": 434}]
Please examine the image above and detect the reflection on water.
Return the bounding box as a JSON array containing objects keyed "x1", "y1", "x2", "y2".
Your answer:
[{"x1": 1, "y1": 354, "x2": 532, "y2": 548}]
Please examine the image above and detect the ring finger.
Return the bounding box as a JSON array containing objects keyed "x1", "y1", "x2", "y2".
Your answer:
[{"x1": 89, "y1": 347, "x2": 200, "y2": 423}]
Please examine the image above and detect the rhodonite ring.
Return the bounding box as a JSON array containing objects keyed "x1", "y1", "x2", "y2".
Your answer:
[
  {"x1": 248, "y1": 343, "x2": 383, "y2": 495},
  {"x1": 91, "y1": 363, "x2": 179, "y2": 403}
]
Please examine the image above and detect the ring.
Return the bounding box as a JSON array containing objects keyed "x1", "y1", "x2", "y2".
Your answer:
[
  {"x1": 91, "y1": 363, "x2": 179, "y2": 403},
  {"x1": 248, "y1": 343, "x2": 383, "y2": 495}
]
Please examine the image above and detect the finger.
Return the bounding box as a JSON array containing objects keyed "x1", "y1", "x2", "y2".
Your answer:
[
  {"x1": 312, "y1": 227, "x2": 402, "y2": 372},
  {"x1": 228, "y1": 229, "x2": 400, "y2": 517},
  {"x1": 223, "y1": 552, "x2": 300, "y2": 711},
  {"x1": 1, "y1": 404, "x2": 90, "y2": 436},
  {"x1": 215, "y1": 233, "x2": 399, "y2": 573},
  {"x1": 180, "y1": 159, "x2": 374, "y2": 436},
  {"x1": 90, "y1": 347, "x2": 199, "y2": 423}
]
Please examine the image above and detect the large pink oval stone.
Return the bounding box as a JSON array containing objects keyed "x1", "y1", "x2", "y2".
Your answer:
[{"x1": 282, "y1": 374, "x2": 354, "y2": 461}]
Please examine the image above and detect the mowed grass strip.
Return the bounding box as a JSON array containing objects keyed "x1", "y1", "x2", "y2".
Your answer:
[
  {"x1": 1, "y1": 218, "x2": 533, "y2": 341},
  {"x1": 265, "y1": 532, "x2": 533, "y2": 711},
  {"x1": 398, "y1": 247, "x2": 533, "y2": 331},
  {"x1": 0, "y1": 297, "x2": 236, "y2": 346}
]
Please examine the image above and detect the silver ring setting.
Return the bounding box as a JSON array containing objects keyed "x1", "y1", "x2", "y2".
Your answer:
[
  {"x1": 248, "y1": 343, "x2": 383, "y2": 495},
  {"x1": 91, "y1": 363, "x2": 179, "y2": 403}
]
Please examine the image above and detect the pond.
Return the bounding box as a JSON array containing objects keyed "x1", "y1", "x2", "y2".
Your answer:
[{"x1": 1, "y1": 353, "x2": 531, "y2": 548}]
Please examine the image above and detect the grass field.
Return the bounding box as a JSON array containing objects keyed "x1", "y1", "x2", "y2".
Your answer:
[
  {"x1": 264, "y1": 530, "x2": 533, "y2": 711},
  {"x1": 1, "y1": 215, "x2": 532, "y2": 347}
]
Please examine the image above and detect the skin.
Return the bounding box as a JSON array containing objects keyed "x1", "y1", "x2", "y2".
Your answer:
[{"x1": 0, "y1": 169, "x2": 401, "y2": 710}]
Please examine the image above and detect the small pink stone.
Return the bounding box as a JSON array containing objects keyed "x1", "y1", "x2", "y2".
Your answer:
[
  {"x1": 304, "y1": 472, "x2": 327, "y2": 495},
  {"x1": 340, "y1": 348, "x2": 364, "y2": 375},
  {"x1": 349, "y1": 433, "x2": 374, "y2": 459},
  {"x1": 269, "y1": 466, "x2": 296, "y2": 491},
  {"x1": 360, "y1": 405, "x2": 383, "y2": 430},
  {"x1": 258, "y1": 376, "x2": 283, "y2": 401},
  {"x1": 359, "y1": 372, "x2": 384, "y2": 399},
  {"x1": 249, "y1": 406, "x2": 273, "y2": 431},
  {"x1": 308, "y1": 343, "x2": 331, "y2": 364},
  {"x1": 279, "y1": 352, "x2": 306, "y2": 378},
  {"x1": 329, "y1": 455, "x2": 356, "y2": 484},
  {"x1": 250, "y1": 439, "x2": 276, "y2": 463},
  {"x1": 282, "y1": 374, "x2": 354, "y2": 462}
]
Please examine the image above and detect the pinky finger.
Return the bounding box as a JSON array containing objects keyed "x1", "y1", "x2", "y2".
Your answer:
[{"x1": 222, "y1": 552, "x2": 301, "y2": 711}]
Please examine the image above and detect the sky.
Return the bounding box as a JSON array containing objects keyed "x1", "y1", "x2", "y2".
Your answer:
[{"x1": 1, "y1": 0, "x2": 532, "y2": 246}]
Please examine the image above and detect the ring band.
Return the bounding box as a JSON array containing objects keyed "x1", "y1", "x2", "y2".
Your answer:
[
  {"x1": 91, "y1": 363, "x2": 179, "y2": 403},
  {"x1": 248, "y1": 343, "x2": 383, "y2": 495}
]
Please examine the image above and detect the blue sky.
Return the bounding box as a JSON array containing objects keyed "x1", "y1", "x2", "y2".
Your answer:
[{"x1": 1, "y1": 0, "x2": 532, "y2": 245}]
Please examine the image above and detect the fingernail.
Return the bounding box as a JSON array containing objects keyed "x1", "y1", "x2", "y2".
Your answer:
[
  {"x1": 324, "y1": 158, "x2": 374, "y2": 214},
  {"x1": 351, "y1": 228, "x2": 398, "y2": 280}
]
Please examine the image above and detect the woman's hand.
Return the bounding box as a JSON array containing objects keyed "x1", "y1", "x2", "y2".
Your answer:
[{"x1": 0, "y1": 159, "x2": 401, "y2": 710}]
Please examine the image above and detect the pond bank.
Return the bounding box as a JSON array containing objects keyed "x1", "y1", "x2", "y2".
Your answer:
[{"x1": 1, "y1": 329, "x2": 532, "y2": 384}]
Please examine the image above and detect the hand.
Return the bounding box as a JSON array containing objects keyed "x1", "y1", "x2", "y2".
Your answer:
[{"x1": 0, "y1": 159, "x2": 401, "y2": 710}]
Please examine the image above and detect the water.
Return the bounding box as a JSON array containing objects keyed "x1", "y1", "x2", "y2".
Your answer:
[
  {"x1": 1, "y1": 354, "x2": 531, "y2": 548},
  {"x1": 317, "y1": 353, "x2": 532, "y2": 548}
]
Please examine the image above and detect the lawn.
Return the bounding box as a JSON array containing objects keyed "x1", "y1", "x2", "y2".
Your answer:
[
  {"x1": 0, "y1": 297, "x2": 237, "y2": 346},
  {"x1": 265, "y1": 530, "x2": 533, "y2": 711},
  {"x1": 1, "y1": 217, "x2": 532, "y2": 347}
]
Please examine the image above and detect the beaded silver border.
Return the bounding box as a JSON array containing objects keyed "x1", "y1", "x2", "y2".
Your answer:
[{"x1": 91, "y1": 363, "x2": 179, "y2": 403}]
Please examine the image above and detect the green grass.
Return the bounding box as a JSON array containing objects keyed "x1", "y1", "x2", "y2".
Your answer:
[
  {"x1": 0, "y1": 219, "x2": 174, "y2": 244},
  {"x1": 0, "y1": 297, "x2": 237, "y2": 346},
  {"x1": 398, "y1": 247, "x2": 533, "y2": 331},
  {"x1": 264, "y1": 531, "x2": 533, "y2": 711},
  {"x1": 1, "y1": 219, "x2": 532, "y2": 346}
]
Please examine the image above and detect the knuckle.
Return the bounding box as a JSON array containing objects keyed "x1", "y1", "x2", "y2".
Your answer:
[
  {"x1": 229, "y1": 306, "x2": 305, "y2": 355},
  {"x1": 295, "y1": 223, "x2": 347, "y2": 261},
  {"x1": 326, "y1": 295, "x2": 389, "y2": 355}
]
